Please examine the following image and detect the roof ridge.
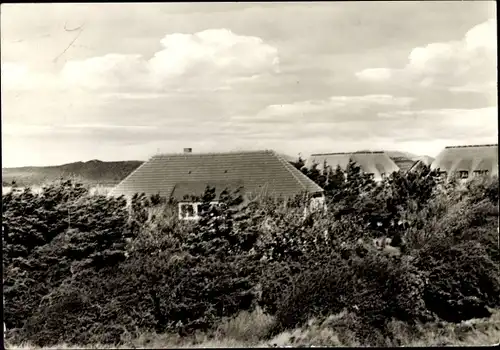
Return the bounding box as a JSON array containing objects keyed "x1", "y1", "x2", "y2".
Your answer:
[
  {"x1": 108, "y1": 160, "x2": 150, "y2": 197},
  {"x1": 152, "y1": 149, "x2": 273, "y2": 158},
  {"x1": 311, "y1": 151, "x2": 385, "y2": 156},
  {"x1": 272, "y1": 151, "x2": 309, "y2": 192},
  {"x1": 273, "y1": 151, "x2": 323, "y2": 193},
  {"x1": 445, "y1": 144, "x2": 498, "y2": 149}
]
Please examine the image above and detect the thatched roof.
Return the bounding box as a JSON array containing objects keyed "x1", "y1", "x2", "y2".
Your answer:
[
  {"x1": 430, "y1": 144, "x2": 498, "y2": 179},
  {"x1": 305, "y1": 151, "x2": 400, "y2": 181},
  {"x1": 109, "y1": 150, "x2": 323, "y2": 200}
]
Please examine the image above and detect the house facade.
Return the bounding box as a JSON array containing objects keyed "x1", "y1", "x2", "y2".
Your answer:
[
  {"x1": 110, "y1": 149, "x2": 324, "y2": 220},
  {"x1": 304, "y1": 151, "x2": 401, "y2": 182},
  {"x1": 430, "y1": 144, "x2": 498, "y2": 181}
]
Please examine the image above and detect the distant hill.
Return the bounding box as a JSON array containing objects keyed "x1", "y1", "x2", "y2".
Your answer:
[{"x1": 2, "y1": 160, "x2": 143, "y2": 187}]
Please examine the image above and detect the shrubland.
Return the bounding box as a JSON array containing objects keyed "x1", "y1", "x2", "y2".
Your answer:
[{"x1": 2, "y1": 162, "x2": 499, "y2": 347}]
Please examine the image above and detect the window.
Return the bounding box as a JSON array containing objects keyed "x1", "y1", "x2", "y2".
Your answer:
[
  {"x1": 473, "y1": 170, "x2": 489, "y2": 177},
  {"x1": 178, "y1": 201, "x2": 220, "y2": 220},
  {"x1": 459, "y1": 171, "x2": 469, "y2": 179},
  {"x1": 179, "y1": 203, "x2": 197, "y2": 220}
]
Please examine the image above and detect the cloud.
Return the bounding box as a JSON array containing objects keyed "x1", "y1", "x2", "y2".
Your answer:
[
  {"x1": 2, "y1": 4, "x2": 496, "y2": 167},
  {"x1": 356, "y1": 19, "x2": 497, "y2": 93},
  {"x1": 355, "y1": 68, "x2": 393, "y2": 82},
  {"x1": 379, "y1": 106, "x2": 497, "y2": 141},
  {"x1": 61, "y1": 54, "x2": 151, "y2": 91},
  {"x1": 1, "y1": 62, "x2": 58, "y2": 90},
  {"x1": 234, "y1": 94, "x2": 415, "y2": 123},
  {"x1": 2, "y1": 105, "x2": 496, "y2": 167},
  {"x1": 230, "y1": 95, "x2": 497, "y2": 156},
  {"x1": 57, "y1": 28, "x2": 279, "y2": 92}
]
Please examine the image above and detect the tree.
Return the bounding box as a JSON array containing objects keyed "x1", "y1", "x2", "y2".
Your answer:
[{"x1": 290, "y1": 155, "x2": 305, "y2": 170}]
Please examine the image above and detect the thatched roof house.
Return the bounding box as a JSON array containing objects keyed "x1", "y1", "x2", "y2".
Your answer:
[
  {"x1": 304, "y1": 151, "x2": 400, "y2": 182},
  {"x1": 430, "y1": 144, "x2": 498, "y2": 180},
  {"x1": 110, "y1": 149, "x2": 324, "y2": 219}
]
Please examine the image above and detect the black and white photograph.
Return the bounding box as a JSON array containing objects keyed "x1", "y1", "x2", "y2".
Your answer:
[{"x1": 1, "y1": 1, "x2": 498, "y2": 348}]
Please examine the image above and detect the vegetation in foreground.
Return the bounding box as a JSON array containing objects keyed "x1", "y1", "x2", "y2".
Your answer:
[
  {"x1": 3, "y1": 161, "x2": 500, "y2": 347},
  {"x1": 5, "y1": 307, "x2": 500, "y2": 348}
]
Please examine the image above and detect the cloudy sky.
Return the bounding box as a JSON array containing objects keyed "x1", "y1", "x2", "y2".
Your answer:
[{"x1": 1, "y1": 2, "x2": 497, "y2": 167}]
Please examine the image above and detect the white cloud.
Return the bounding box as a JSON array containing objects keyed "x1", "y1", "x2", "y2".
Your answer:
[
  {"x1": 232, "y1": 95, "x2": 496, "y2": 157},
  {"x1": 449, "y1": 81, "x2": 497, "y2": 94},
  {"x1": 150, "y1": 29, "x2": 279, "y2": 77},
  {"x1": 377, "y1": 106, "x2": 498, "y2": 144},
  {"x1": 99, "y1": 92, "x2": 175, "y2": 100},
  {"x1": 2, "y1": 28, "x2": 279, "y2": 94},
  {"x1": 55, "y1": 28, "x2": 280, "y2": 92},
  {"x1": 355, "y1": 68, "x2": 393, "y2": 82},
  {"x1": 356, "y1": 19, "x2": 497, "y2": 93},
  {"x1": 1, "y1": 62, "x2": 29, "y2": 84},
  {"x1": 2, "y1": 124, "x2": 55, "y2": 137},
  {"x1": 61, "y1": 54, "x2": 151, "y2": 90},
  {"x1": 237, "y1": 94, "x2": 415, "y2": 122},
  {"x1": 1, "y1": 62, "x2": 58, "y2": 90}
]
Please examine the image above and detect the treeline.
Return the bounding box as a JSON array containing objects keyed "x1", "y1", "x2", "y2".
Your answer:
[{"x1": 2, "y1": 162, "x2": 499, "y2": 347}]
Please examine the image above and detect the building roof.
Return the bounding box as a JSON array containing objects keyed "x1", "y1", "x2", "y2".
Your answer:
[
  {"x1": 430, "y1": 144, "x2": 498, "y2": 178},
  {"x1": 172, "y1": 180, "x2": 244, "y2": 201},
  {"x1": 109, "y1": 150, "x2": 323, "y2": 200},
  {"x1": 305, "y1": 151, "x2": 400, "y2": 181},
  {"x1": 390, "y1": 157, "x2": 417, "y2": 173}
]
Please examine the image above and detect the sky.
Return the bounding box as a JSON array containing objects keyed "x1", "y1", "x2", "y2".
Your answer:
[{"x1": 1, "y1": 2, "x2": 497, "y2": 167}]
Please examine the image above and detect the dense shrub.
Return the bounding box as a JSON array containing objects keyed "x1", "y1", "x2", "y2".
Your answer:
[
  {"x1": 415, "y1": 240, "x2": 500, "y2": 322},
  {"x1": 20, "y1": 252, "x2": 259, "y2": 346},
  {"x1": 273, "y1": 249, "x2": 433, "y2": 335},
  {"x1": 3, "y1": 180, "x2": 136, "y2": 331},
  {"x1": 3, "y1": 166, "x2": 499, "y2": 347}
]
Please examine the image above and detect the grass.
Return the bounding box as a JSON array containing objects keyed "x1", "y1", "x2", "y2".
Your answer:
[{"x1": 5, "y1": 308, "x2": 500, "y2": 349}]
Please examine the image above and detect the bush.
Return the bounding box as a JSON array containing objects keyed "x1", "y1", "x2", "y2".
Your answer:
[
  {"x1": 415, "y1": 240, "x2": 500, "y2": 323},
  {"x1": 3, "y1": 169, "x2": 499, "y2": 347},
  {"x1": 273, "y1": 249, "x2": 433, "y2": 335},
  {"x1": 3, "y1": 181, "x2": 136, "y2": 335}
]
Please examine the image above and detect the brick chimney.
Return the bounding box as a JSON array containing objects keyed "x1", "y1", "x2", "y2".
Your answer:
[{"x1": 183, "y1": 148, "x2": 192, "y2": 154}]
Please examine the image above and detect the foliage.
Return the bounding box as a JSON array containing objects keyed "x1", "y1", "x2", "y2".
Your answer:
[
  {"x1": 415, "y1": 240, "x2": 500, "y2": 322},
  {"x1": 3, "y1": 180, "x2": 136, "y2": 331},
  {"x1": 272, "y1": 249, "x2": 433, "y2": 336},
  {"x1": 3, "y1": 166, "x2": 499, "y2": 347}
]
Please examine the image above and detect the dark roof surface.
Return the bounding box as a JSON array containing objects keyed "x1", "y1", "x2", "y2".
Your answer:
[
  {"x1": 110, "y1": 150, "x2": 323, "y2": 199},
  {"x1": 172, "y1": 180, "x2": 244, "y2": 201}
]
